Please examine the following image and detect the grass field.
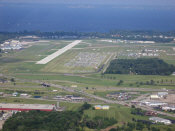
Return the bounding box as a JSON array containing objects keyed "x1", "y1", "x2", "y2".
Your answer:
[
  {"x1": 0, "y1": 39, "x2": 175, "y2": 103},
  {"x1": 0, "y1": 39, "x2": 174, "y2": 112},
  {"x1": 14, "y1": 73, "x2": 175, "y2": 90},
  {"x1": 1, "y1": 39, "x2": 175, "y2": 74}
]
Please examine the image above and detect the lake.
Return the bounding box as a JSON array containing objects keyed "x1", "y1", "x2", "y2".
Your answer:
[{"x1": 0, "y1": 3, "x2": 175, "y2": 32}]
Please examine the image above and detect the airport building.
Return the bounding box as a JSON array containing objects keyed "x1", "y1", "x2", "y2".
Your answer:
[{"x1": 0, "y1": 103, "x2": 56, "y2": 111}]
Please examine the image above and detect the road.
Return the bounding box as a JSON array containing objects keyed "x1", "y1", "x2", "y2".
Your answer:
[{"x1": 2, "y1": 75, "x2": 175, "y2": 118}]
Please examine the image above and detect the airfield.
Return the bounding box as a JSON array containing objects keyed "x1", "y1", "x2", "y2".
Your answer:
[
  {"x1": 1, "y1": 38, "x2": 175, "y2": 128},
  {"x1": 0, "y1": 38, "x2": 175, "y2": 92}
]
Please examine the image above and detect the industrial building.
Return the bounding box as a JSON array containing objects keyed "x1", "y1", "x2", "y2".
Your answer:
[
  {"x1": 149, "y1": 117, "x2": 172, "y2": 125},
  {"x1": 144, "y1": 102, "x2": 167, "y2": 107},
  {"x1": 157, "y1": 92, "x2": 168, "y2": 98},
  {"x1": 162, "y1": 106, "x2": 175, "y2": 111},
  {"x1": 150, "y1": 95, "x2": 159, "y2": 99},
  {"x1": 54, "y1": 95, "x2": 86, "y2": 102},
  {"x1": 71, "y1": 97, "x2": 85, "y2": 101},
  {"x1": 150, "y1": 92, "x2": 168, "y2": 99},
  {"x1": 0, "y1": 103, "x2": 56, "y2": 111}
]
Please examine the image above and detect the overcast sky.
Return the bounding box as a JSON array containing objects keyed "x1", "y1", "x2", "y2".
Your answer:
[{"x1": 1, "y1": 0, "x2": 175, "y2": 6}]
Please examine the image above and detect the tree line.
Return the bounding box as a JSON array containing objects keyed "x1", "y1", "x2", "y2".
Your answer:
[
  {"x1": 1, "y1": 30, "x2": 175, "y2": 44},
  {"x1": 2, "y1": 103, "x2": 117, "y2": 131},
  {"x1": 105, "y1": 58, "x2": 175, "y2": 75}
]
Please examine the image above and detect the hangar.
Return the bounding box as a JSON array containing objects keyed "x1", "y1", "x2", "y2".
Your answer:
[{"x1": 0, "y1": 103, "x2": 56, "y2": 111}]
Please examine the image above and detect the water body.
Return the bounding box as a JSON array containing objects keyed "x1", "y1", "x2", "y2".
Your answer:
[{"x1": 0, "y1": 3, "x2": 175, "y2": 32}]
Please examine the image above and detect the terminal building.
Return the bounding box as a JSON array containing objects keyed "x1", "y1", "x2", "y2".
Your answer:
[{"x1": 0, "y1": 103, "x2": 56, "y2": 112}]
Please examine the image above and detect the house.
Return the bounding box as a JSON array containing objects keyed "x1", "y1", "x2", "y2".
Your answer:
[{"x1": 149, "y1": 117, "x2": 171, "y2": 125}]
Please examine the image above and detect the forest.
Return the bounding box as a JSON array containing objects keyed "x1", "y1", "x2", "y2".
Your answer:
[
  {"x1": 105, "y1": 58, "x2": 175, "y2": 75},
  {"x1": 2, "y1": 103, "x2": 117, "y2": 131}
]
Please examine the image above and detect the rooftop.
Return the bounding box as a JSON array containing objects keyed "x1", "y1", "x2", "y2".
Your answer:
[
  {"x1": 149, "y1": 117, "x2": 171, "y2": 124},
  {"x1": 0, "y1": 103, "x2": 55, "y2": 110}
]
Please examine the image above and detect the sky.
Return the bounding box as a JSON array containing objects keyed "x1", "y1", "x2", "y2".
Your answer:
[{"x1": 0, "y1": 0, "x2": 175, "y2": 6}]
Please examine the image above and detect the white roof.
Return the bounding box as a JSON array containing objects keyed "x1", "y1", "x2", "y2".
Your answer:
[
  {"x1": 20, "y1": 93, "x2": 28, "y2": 96},
  {"x1": 162, "y1": 106, "x2": 175, "y2": 110},
  {"x1": 158, "y1": 92, "x2": 168, "y2": 95},
  {"x1": 149, "y1": 117, "x2": 171, "y2": 124}
]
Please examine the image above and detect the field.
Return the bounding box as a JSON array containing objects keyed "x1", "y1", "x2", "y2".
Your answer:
[
  {"x1": 0, "y1": 39, "x2": 175, "y2": 95},
  {"x1": 0, "y1": 38, "x2": 175, "y2": 130},
  {"x1": 1, "y1": 39, "x2": 175, "y2": 73}
]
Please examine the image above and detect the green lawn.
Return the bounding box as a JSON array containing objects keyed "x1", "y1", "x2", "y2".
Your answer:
[{"x1": 14, "y1": 73, "x2": 175, "y2": 90}]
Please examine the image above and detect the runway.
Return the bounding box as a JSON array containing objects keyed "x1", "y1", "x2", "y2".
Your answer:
[{"x1": 36, "y1": 40, "x2": 82, "y2": 64}]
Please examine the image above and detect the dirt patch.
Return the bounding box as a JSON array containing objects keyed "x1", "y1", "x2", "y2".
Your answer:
[{"x1": 160, "y1": 94, "x2": 175, "y2": 104}]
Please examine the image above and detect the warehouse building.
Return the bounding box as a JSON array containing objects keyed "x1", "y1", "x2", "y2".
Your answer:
[
  {"x1": 150, "y1": 95, "x2": 159, "y2": 99},
  {"x1": 158, "y1": 92, "x2": 168, "y2": 98},
  {"x1": 144, "y1": 102, "x2": 167, "y2": 107},
  {"x1": 149, "y1": 117, "x2": 172, "y2": 125},
  {"x1": 0, "y1": 103, "x2": 56, "y2": 111},
  {"x1": 162, "y1": 106, "x2": 175, "y2": 111}
]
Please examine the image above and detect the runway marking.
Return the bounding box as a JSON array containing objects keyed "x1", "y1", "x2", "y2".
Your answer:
[{"x1": 36, "y1": 40, "x2": 82, "y2": 64}]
